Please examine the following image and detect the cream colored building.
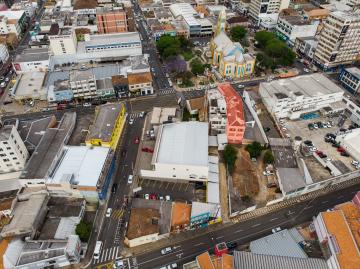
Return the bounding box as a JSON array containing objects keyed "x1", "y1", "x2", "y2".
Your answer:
[
  {"x1": 49, "y1": 27, "x2": 77, "y2": 55},
  {"x1": 314, "y1": 10, "x2": 360, "y2": 70},
  {"x1": 249, "y1": 0, "x2": 290, "y2": 21}
]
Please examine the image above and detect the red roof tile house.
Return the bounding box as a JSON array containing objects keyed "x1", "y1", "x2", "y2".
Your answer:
[{"x1": 218, "y1": 83, "x2": 245, "y2": 144}]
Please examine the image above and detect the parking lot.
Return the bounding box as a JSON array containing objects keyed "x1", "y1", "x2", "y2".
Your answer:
[
  {"x1": 283, "y1": 114, "x2": 357, "y2": 177},
  {"x1": 137, "y1": 179, "x2": 200, "y2": 202}
]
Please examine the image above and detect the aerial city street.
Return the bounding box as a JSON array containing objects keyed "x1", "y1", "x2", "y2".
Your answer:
[{"x1": 0, "y1": 0, "x2": 359, "y2": 268}]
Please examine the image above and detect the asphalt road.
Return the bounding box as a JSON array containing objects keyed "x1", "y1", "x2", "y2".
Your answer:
[{"x1": 135, "y1": 184, "x2": 360, "y2": 269}]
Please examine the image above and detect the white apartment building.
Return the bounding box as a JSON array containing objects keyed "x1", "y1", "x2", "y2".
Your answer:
[
  {"x1": 0, "y1": 44, "x2": 9, "y2": 65},
  {"x1": 294, "y1": 36, "x2": 318, "y2": 60},
  {"x1": 49, "y1": 28, "x2": 77, "y2": 55},
  {"x1": 207, "y1": 88, "x2": 227, "y2": 134},
  {"x1": 249, "y1": 0, "x2": 290, "y2": 21},
  {"x1": 259, "y1": 73, "x2": 344, "y2": 120},
  {"x1": 69, "y1": 70, "x2": 97, "y2": 99},
  {"x1": 276, "y1": 15, "x2": 319, "y2": 46},
  {"x1": 0, "y1": 11, "x2": 25, "y2": 37},
  {"x1": 314, "y1": 10, "x2": 360, "y2": 70},
  {"x1": 0, "y1": 124, "x2": 29, "y2": 174}
]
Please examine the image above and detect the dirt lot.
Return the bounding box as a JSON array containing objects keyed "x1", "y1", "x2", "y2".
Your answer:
[
  {"x1": 303, "y1": 156, "x2": 332, "y2": 182},
  {"x1": 232, "y1": 148, "x2": 260, "y2": 198},
  {"x1": 68, "y1": 112, "x2": 95, "y2": 145}
]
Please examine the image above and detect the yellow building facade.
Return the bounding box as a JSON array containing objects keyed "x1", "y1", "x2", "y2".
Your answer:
[{"x1": 85, "y1": 103, "x2": 126, "y2": 150}]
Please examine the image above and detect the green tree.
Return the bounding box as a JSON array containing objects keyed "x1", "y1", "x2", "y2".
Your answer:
[
  {"x1": 223, "y1": 144, "x2": 238, "y2": 173},
  {"x1": 176, "y1": 71, "x2": 194, "y2": 87},
  {"x1": 75, "y1": 220, "x2": 91, "y2": 242},
  {"x1": 255, "y1": 31, "x2": 276, "y2": 48},
  {"x1": 230, "y1": 26, "x2": 247, "y2": 42},
  {"x1": 256, "y1": 53, "x2": 274, "y2": 70},
  {"x1": 190, "y1": 58, "x2": 205, "y2": 75},
  {"x1": 245, "y1": 141, "x2": 263, "y2": 158},
  {"x1": 265, "y1": 39, "x2": 286, "y2": 58},
  {"x1": 263, "y1": 150, "x2": 275, "y2": 164},
  {"x1": 156, "y1": 35, "x2": 181, "y2": 58}
]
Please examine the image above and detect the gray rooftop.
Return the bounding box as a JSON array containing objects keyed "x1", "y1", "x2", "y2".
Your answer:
[
  {"x1": 86, "y1": 103, "x2": 124, "y2": 143},
  {"x1": 96, "y1": 78, "x2": 113, "y2": 90},
  {"x1": 20, "y1": 112, "x2": 76, "y2": 180},
  {"x1": 0, "y1": 125, "x2": 12, "y2": 141},
  {"x1": 155, "y1": 122, "x2": 209, "y2": 166},
  {"x1": 280, "y1": 15, "x2": 312, "y2": 26},
  {"x1": 250, "y1": 229, "x2": 307, "y2": 258},
  {"x1": 345, "y1": 67, "x2": 360, "y2": 80},
  {"x1": 261, "y1": 73, "x2": 344, "y2": 100},
  {"x1": 14, "y1": 48, "x2": 49, "y2": 63},
  {"x1": 84, "y1": 32, "x2": 141, "y2": 47},
  {"x1": 233, "y1": 251, "x2": 328, "y2": 269}
]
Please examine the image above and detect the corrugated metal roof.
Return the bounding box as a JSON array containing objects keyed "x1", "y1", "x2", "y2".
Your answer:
[
  {"x1": 207, "y1": 182, "x2": 219, "y2": 204},
  {"x1": 250, "y1": 229, "x2": 307, "y2": 258},
  {"x1": 233, "y1": 251, "x2": 328, "y2": 269}
]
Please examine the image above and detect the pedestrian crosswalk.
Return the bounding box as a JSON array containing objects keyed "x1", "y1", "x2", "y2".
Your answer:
[
  {"x1": 158, "y1": 89, "x2": 176, "y2": 95},
  {"x1": 93, "y1": 246, "x2": 121, "y2": 264},
  {"x1": 128, "y1": 112, "x2": 143, "y2": 119}
]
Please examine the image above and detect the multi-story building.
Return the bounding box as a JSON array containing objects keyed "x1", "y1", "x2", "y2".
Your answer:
[
  {"x1": 47, "y1": 79, "x2": 74, "y2": 103},
  {"x1": 85, "y1": 103, "x2": 126, "y2": 149},
  {"x1": 96, "y1": 7, "x2": 128, "y2": 34},
  {"x1": 69, "y1": 70, "x2": 97, "y2": 99},
  {"x1": 294, "y1": 36, "x2": 318, "y2": 60},
  {"x1": 314, "y1": 10, "x2": 360, "y2": 70},
  {"x1": 338, "y1": 67, "x2": 360, "y2": 94},
  {"x1": 207, "y1": 88, "x2": 227, "y2": 135},
  {"x1": 0, "y1": 44, "x2": 9, "y2": 66},
  {"x1": 259, "y1": 73, "x2": 345, "y2": 119},
  {"x1": 0, "y1": 123, "x2": 29, "y2": 174},
  {"x1": 49, "y1": 27, "x2": 77, "y2": 55},
  {"x1": 11, "y1": 0, "x2": 37, "y2": 18},
  {"x1": 127, "y1": 72, "x2": 153, "y2": 96},
  {"x1": 276, "y1": 15, "x2": 319, "y2": 46},
  {"x1": 249, "y1": 0, "x2": 290, "y2": 22},
  {"x1": 0, "y1": 11, "x2": 27, "y2": 38},
  {"x1": 12, "y1": 48, "x2": 49, "y2": 73}
]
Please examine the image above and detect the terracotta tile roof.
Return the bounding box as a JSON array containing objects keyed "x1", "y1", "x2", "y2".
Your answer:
[
  {"x1": 197, "y1": 252, "x2": 215, "y2": 269},
  {"x1": 171, "y1": 202, "x2": 191, "y2": 229},
  {"x1": 321, "y1": 210, "x2": 360, "y2": 269},
  {"x1": 335, "y1": 202, "x2": 360, "y2": 249},
  {"x1": 222, "y1": 254, "x2": 234, "y2": 269},
  {"x1": 0, "y1": 239, "x2": 9, "y2": 269},
  {"x1": 127, "y1": 72, "x2": 152, "y2": 85},
  {"x1": 353, "y1": 191, "x2": 360, "y2": 206},
  {"x1": 112, "y1": 75, "x2": 128, "y2": 85}
]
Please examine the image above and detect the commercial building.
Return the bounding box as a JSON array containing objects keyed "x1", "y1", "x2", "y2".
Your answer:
[
  {"x1": 11, "y1": 72, "x2": 47, "y2": 101},
  {"x1": 169, "y1": 3, "x2": 197, "y2": 19},
  {"x1": 342, "y1": 97, "x2": 360, "y2": 126},
  {"x1": 335, "y1": 128, "x2": 360, "y2": 162},
  {"x1": 96, "y1": 8, "x2": 128, "y2": 34},
  {"x1": 85, "y1": 103, "x2": 126, "y2": 150},
  {"x1": 276, "y1": 15, "x2": 319, "y2": 46},
  {"x1": 313, "y1": 201, "x2": 360, "y2": 269},
  {"x1": 249, "y1": 0, "x2": 290, "y2": 21},
  {"x1": 49, "y1": 28, "x2": 77, "y2": 55},
  {"x1": 12, "y1": 48, "x2": 49, "y2": 73},
  {"x1": 140, "y1": 122, "x2": 209, "y2": 182},
  {"x1": 47, "y1": 79, "x2": 73, "y2": 103},
  {"x1": 338, "y1": 67, "x2": 360, "y2": 94},
  {"x1": 314, "y1": 10, "x2": 360, "y2": 70},
  {"x1": 259, "y1": 73, "x2": 344, "y2": 120},
  {"x1": 46, "y1": 146, "x2": 110, "y2": 201},
  {"x1": 294, "y1": 36, "x2": 318, "y2": 60},
  {"x1": 0, "y1": 123, "x2": 29, "y2": 174},
  {"x1": 20, "y1": 112, "x2": 76, "y2": 182},
  {"x1": 211, "y1": 10, "x2": 255, "y2": 79},
  {"x1": 207, "y1": 88, "x2": 227, "y2": 135},
  {"x1": 218, "y1": 83, "x2": 245, "y2": 144},
  {"x1": 127, "y1": 72, "x2": 153, "y2": 95},
  {"x1": 0, "y1": 44, "x2": 9, "y2": 65},
  {"x1": 0, "y1": 10, "x2": 26, "y2": 37},
  {"x1": 69, "y1": 70, "x2": 97, "y2": 99}
]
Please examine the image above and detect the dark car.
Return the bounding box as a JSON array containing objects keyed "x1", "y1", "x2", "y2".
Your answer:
[
  {"x1": 340, "y1": 152, "x2": 350, "y2": 157},
  {"x1": 112, "y1": 183, "x2": 118, "y2": 193},
  {"x1": 304, "y1": 140, "x2": 313, "y2": 146},
  {"x1": 121, "y1": 149, "x2": 127, "y2": 157},
  {"x1": 264, "y1": 127, "x2": 271, "y2": 132},
  {"x1": 226, "y1": 241, "x2": 238, "y2": 249}
]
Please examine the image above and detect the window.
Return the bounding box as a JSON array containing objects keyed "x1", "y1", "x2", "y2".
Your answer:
[
  {"x1": 3, "y1": 142, "x2": 7, "y2": 145},
  {"x1": 6, "y1": 147, "x2": 10, "y2": 150},
  {"x1": 9, "y1": 152, "x2": 14, "y2": 155}
]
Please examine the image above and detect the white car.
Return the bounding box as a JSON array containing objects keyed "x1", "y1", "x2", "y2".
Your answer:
[
  {"x1": 165, "y1": 195, "x2": 171, "y2": 201},
  {"x1": 0, "y1": 82, "x2": 6, "y2": 88},
  {"x1": 351, "y1": 160, "x2": 359, "y2": 166},
  {"x1": 129, "y1": 118, "x2": 134, "y2": 125},
  {"x1": 263, "y1": 171, "x2": 268, "y2": 176},
  {"x1": 106, "y1": 208, "x2": 112, "y2": 217},
  {"x1": 237, "y1": 84, "x2": 245, "y2": 89},
  {"x1": 161, "y1": 247, "x2": 172, "y2": 255},
  {"x1": 310, "y1": 147, "x2": 317, "y2": 152},
  {"x1": 140, "y1": 111, "x2": 145, "y2": 118},
  {"x1": 144, "y1": 193, "x2": 150, "y2": 199},
  {"x1": 272, "y1": 227, "x2": 281, "y2": 233},
  {"x1": 127, "y1": 175, "x2": 133, "y2": 184},
  {"x1": 166, "y1": 264, "x2": 178, "y2": 269},
  {"x1": 303, "y1": 68, "x2": 310, "y2": 73},
  {"x1": 113, "y1": 259, "x2": 124, "y2": 269},
  {"x1": 83, "y1": 102, "x2": 91, "y2": 107}
]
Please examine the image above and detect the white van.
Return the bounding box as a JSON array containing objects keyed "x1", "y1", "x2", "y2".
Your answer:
[{"x1": 93, "y1": 241, "x2": 103, "y2": 260}]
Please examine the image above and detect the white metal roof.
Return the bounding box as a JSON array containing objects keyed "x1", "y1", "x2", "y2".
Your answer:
[
  {"x1": 47, "y1": 146, "x2": 109, "y2": 187},
  {"x1": 169, "y1": 3, "x2": 197, "y2": 18},
  {"x1": 207, "y1": 182, "x2": 220, "y2": 204},
  {"x1": 156, "y1": 122, "x2": 208, "y2": 166}
]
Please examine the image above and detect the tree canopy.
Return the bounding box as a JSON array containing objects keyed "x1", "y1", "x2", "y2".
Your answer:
[
  {"x1": 263, "y1": 150, "x2": 275, "y2": 164},
  {"x1": 156, "y1": 35, "x2": 193, "y2": 60},
  {"x1": 230, "y1": 26, "x2": 247, "y2": 42},
  {"x1": 190, "y1": 58, "x2": 205, "y2": 75},
  {"x1": 75, "y1": 220, "x2": 91, "y2": 242},
  {"x1": 245, "y1": 142, "x2": 263, "y2": 159},
  {"x1": 223, "y1": 145, "x2": 238, "y2": 173}
]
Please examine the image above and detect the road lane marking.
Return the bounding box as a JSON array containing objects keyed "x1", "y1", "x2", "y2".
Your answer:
[
  {"x1": 321, "y1": 201, "x2": 329, "y2": 204},
  {"x1": 216, "y1": 236, "x2": 224, "y2": 240},
  {"x1": 270, "y1": 217, "x2": 278, "y2": 221},
  {"x1": 252, "y1": 223, "x2": 261, "y2": 227},
  {"x1": 194, "y1": 243, "x2": 204, "y2": 247},
  {"x1": 337, "y1": 195, "x2": 344, "y2": 199},
  {"x1": 305, "y1": 205, "x2": 313, "y2": 209},
  {"x1": 137, "y1": 250, "x2": 183, "y2": 265},
  {"x1": 234, "y1": 229, "x2": 243, "y2": 233}
]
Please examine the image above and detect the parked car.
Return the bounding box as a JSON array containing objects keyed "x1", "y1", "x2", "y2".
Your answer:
[
  {"x1": 113, "y1": 259, "x2": 124, "y2": 269},
  {"x1": 112, "y1": 183, "x2": 118, "y2": 193},
  {"x1": 127, "y1": 175, "x2": 133, "y2": 184},
  {"x1": 129, "y1": 118, "x2": 134, "y2": 125},
  {"x1": 264, "y1": 127, "x2": 271, "y2": 132},
  {"x1": 165, "y1": 195, "x2": 171, "y2": 201},
  {"x1": 106, "y1": 208, "x2": 112, "y2": 217},
  {"x1": 149, "y1": 193, "x2": 157, "y2": 200},
  {"x1": 351, "y1": 160, "x2": 359, "y2": 166},
  {"x1": 337, "y1": 147, "x2": 345, "y2": 152},
  {"x1": 272, "y1": 227, "x2": 281, "y2": 233},
  {"x1": 140, "y1": 111, "x2": 145, "y2": 118},
  {"x1": 83, "y1": 102, "x2": 91, "y2": 107},
  {"x1": 161, "y1": 247, "x2": 173, "y2": 255},
  {"x1": 0, "y1": 82, "x2": 6, "y2": 88},
  {"x1": 144, "y1": 193, "x2": 149, "y2": 199},
  {"x1": 226, "y1": 241, "x2": 238, "y2": 249},
  {"x1": 341, "y1": 152, "x2": 350, "y2": 157},
  {"x1": 134, "y1": 137, "x2": 140, "y2": 144}
]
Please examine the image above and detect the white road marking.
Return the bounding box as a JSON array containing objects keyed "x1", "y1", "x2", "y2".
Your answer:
[
  {"x1": 305, "y1": 205, "x2": 313, "y2": 209},
  {"x1": 337, "y1": 195, "x2": 344, "y2": 199},
  {"x1": 138, "y1": 250, "x2": 183, "y2": 265},
  {"x1": 194, "y1": 242, "x2": 204, "y2": 247},
  {"x1": 252, "y1": 223, "x2": 261, "y2": 227},
  {"x1": 216, "y1": 236, "x2": 224, "y2": 240},
  {"x1": 321, "y1": 201, "x2": 329, "y2": 204},
  {"x1": 234, "y1": 229, "x2": 243, "y2": 233},
  {"x1": 270, "y1": 217, "x2": 278, "y2": 221}
]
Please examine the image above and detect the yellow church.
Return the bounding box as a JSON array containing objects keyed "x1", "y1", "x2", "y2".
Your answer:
[{"x1": 210, "y1": 9, "x2": 255, "y2": 79}]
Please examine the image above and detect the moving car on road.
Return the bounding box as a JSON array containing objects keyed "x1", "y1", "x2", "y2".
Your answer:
[
  {"x1": 106, "y1": 208, "x2": 112, "y2": 217},
  {"x1": 161, "y1": 247, "x2": 173, "y2": 255},
  {"x1": 93, "y1": 241, "x2": 103, "y2": 260},
  {"x1": 127, "y1": 175, "x2": 133, "y2": 184}
]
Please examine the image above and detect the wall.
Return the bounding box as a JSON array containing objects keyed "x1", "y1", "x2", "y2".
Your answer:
[
  {"x1": 125, "y1": 232, "x2": 159, "y2": 247},
  {"x1": 13, "y1": 59, "x2": 49, "y2": 73}
]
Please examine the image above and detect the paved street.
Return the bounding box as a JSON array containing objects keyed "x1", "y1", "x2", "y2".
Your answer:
[{"x1": 134, "y1": 183, "x2": 360, "y2": 269}]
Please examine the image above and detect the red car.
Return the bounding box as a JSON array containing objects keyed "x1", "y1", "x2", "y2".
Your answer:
[
  {"x1": 142, "y1": 147, "x2": 154, "y2": 153},
  {"x1": 134, "y1": 137, "x2": 140, "y2": 144},
  {"x1": 337, "y1": 147, "x2": 345, "y2": 152},
  {"x1": 149, "y1": 194, "x2": 157, "y2": 200},
  {"x1": 316, "y1": 150, "x2": 323, "y2": 155}
]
